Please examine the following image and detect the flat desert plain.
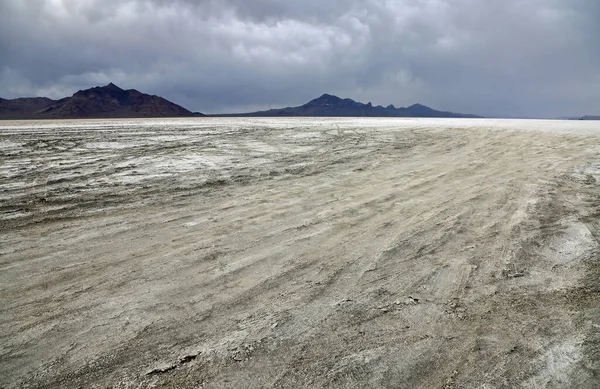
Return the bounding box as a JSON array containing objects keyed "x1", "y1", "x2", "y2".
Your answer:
[{"x1": 1, "y1": 118, "x2": 599, "y2": 388}]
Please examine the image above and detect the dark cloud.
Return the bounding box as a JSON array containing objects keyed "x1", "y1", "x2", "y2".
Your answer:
[{"x1": 1, "y1": 0, "x2": 598, "y2": 117}]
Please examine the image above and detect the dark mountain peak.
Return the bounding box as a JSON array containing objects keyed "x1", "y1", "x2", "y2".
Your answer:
[
  {"x1": 305, "y1": 94, "x2": 348, "y2": 108},
  {"x1": 386, "y1": 104, "x2": 396, "y2": 110},
  {"x1": 407, "y1": 103, "x2": 437, "y2": 115},
  {"x1": 313, "y1": 93, "x2": 343, "y2": 103},
  {"x1": 104, "y1": 82, "x2": 123, "y2": 91},
  {"x1": 72, "y1": 83, "x2": 128, "y2": 102},
  {"x1": 77, "y1": 82, "x2": 122, "y2": 93},
  {"x1": 1, "y1": 83, "x2": 196, "y2": 119}
]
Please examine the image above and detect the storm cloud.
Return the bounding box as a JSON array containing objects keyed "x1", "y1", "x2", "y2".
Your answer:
[{"x1": 1, "y1": 0, "x2": 598, "y2": 117}]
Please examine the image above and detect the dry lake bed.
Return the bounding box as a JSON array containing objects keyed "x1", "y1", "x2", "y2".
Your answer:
[{"x1": 1, "y1": 117, "x2": 599, "y2": 388}]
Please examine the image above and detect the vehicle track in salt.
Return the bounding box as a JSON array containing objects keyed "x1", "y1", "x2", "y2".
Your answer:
[{"x1": 0, "y1": 118, "x2": 599, "y2": 388}]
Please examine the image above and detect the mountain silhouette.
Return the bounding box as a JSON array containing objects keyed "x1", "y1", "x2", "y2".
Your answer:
[
  {"x1": 221, "y1": 94, "x2": 481, "y2": 118},
  {"x1": 0, "y1": 83, "x2": 199, "y2": 119}
]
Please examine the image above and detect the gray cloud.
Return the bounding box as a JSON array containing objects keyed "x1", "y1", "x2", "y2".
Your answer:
[{"x1": 1, "y1": 0, "x2": 598, "y2": 117}]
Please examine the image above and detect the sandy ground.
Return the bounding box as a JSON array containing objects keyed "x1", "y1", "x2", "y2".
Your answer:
[{"x1": 1, "y1": 118, "x2": 599, "y2": 388}]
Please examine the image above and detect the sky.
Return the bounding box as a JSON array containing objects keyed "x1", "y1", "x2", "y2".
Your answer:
[{"x1": 0, "y1": 0, "x2": 599, "y2": 117}]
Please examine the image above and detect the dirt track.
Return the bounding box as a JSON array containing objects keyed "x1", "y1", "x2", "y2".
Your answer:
[{"x1": 1, "y1": 118, "x2": 599, "y2": 388}]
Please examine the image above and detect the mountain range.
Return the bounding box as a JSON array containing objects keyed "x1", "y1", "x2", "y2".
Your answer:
[
  {"x1": 0, "y1": 84, "x2": 482, "y2": 119},
  {"x1": 574, "y1": 115, "x2": 600, "y2": 120},
  {"x1": 7, "y1": 83, "x2": 596, "y2": 120},
  {"x1": 220, "y1": 93, "x2": 482, "y2": 118},
  {"x1": 0, "y1": 83, "x2": 197, "y2": 119}
]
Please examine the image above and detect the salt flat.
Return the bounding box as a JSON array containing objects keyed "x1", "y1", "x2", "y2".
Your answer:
[{"x1": 1, "y1": 118, "x2": 599, "y2": 388}]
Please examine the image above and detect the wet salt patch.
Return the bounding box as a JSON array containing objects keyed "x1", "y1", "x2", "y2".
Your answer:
[
  {"x1": 544, "y1": 220, "x2": 597, "y2": 265},
  {"x1": 524, "y1": 337, "x2": 584, "y2": 387},
  {"x1": 573, "y1": 165, "x2": 600, "y2": 182}
]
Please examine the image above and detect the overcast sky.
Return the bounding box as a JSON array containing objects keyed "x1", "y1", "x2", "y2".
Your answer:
[{"x1": 1, "y1": 0, "x2": 599, "y2": 117}]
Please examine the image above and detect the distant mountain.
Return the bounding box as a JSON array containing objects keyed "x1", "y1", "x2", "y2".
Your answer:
[
  {"x1": 0, "y1": 97, "x2": 56, "y2": 119},
  {"x1": 575, "y1": 115, "x2": 600, "y2": 120},
  {"x1": 1, "y1": 86, "x2": 483, "y2": 119},
  {"x1": 0, "y1": 83, "x2": 200, "y2": 119},
  {"x1": 219, "y1": 94, "x2": 482, "y2": 118}
]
